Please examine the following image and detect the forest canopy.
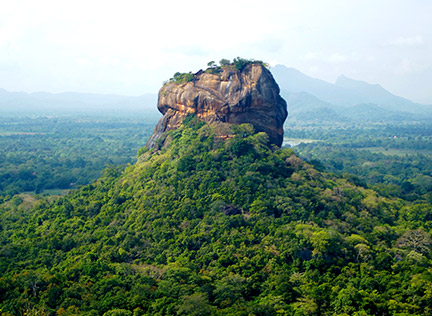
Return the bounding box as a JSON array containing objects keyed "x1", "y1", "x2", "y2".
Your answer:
[{"x1": 0, "y1": 117, "x2": 431, "y2": 315}]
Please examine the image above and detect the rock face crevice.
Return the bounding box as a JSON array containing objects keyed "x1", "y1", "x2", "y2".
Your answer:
[{"x1": 146, "y1": 63, "x2": 288, "y2": 148}]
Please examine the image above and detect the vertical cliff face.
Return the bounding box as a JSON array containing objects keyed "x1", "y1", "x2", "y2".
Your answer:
[{"x1": 146, "y1": 63, "x2": 288, "y2": 148}]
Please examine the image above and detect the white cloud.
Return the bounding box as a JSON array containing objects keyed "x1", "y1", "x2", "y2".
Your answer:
[
  {"x1": 303, "y1": 52, "x2": 319, "y2": 61},
  {"x1": 328, "y1": 53, "x2": 348, "y2": 64},
  {"x1": 385, "y1": 35, "x2": 424, "y2": 47},
  {"x1": 75, "y1": 58, "x2": 92, "y2": 66},
  {"x1": 394, "y1": 58, "x2": 429, "y2": 75}
]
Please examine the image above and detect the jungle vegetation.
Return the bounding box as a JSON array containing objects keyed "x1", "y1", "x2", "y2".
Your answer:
[{"x1": 0, "y1": 117, "x2": 431, "y2": 315}]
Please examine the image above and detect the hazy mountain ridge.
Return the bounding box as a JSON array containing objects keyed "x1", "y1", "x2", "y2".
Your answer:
[
  {"x1": 334, "y1": 75, "x2": 429, "y2": 113},
  {"x1": 0, "y1": 88, "x2": 158, "y2": 114},
  {"x1": 271, "y1": 65, "x2": 432, "y2": 121},
  {"x1": 2, "y1": 64, "x2": 430, "y2": 121},
  {"x1": 271, "y1": 66, "x2": 365, "y2": 106}
]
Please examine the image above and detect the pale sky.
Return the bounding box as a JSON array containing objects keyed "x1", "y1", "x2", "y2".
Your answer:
[{"x1": 1, "y1": 0, "x2": 431, "y2": 103}]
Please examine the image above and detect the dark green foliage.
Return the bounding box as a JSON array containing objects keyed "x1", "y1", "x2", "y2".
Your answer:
[
  {"x1": 233, "y1": 57, "x2": 250, "y2": 70},
  {"x1": 169, "y1": 72, "x2": 194, "y2": 84},
  {"x1": 206, "y1": 57, "x2": 268, "y2": 73},
  {"x1": 167, "y1": 58, "x2": 269, "y2": 86},
  {"x1": 0, "y1": 119, "x2": 431, "y2": 315},
  {"x1": 219, "y1": 59, "x2": 231, "y2": 66},
  {"x1": 232, "y1": 57, "x2": 268, "y2": 70}
]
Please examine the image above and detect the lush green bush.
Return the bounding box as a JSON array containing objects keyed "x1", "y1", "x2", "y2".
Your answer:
[{"x1": 169, "y1": 72, "x2": 194, "y2": 84}]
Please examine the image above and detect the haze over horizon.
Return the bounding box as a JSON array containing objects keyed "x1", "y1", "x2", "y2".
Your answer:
[{"x1": 1, "y1": 0, "x2": 431, "y2": 104}]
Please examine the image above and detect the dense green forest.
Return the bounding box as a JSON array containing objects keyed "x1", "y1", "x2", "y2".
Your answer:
[
  {"x1": 0, "y1": 117, "x2": 431, "y2": 315},
  {"x1": 0, "y1": 114, "x2": 159, "y2": 196},
  {"x1": 287, "y1": 121, "x2": 432, "y2": 202}
]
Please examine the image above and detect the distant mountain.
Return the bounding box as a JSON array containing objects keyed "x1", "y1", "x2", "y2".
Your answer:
[
  {"x1": 271, "y1": 65, "x2": 432, "y2": 118},
  {"x1": 271, "y1": 65, "x2": 367, "y2": 107},
  {"x1": 282, "y1": 92, "x2": 348, "y2": 123},
  {"x1": 334, "y1": 75, "x2": 431, "y2": 114},
  {"x1": 0, "y1": 88, "x2": 158, "y2": 114},
  {"x1": 283, "y1": 92, "x2": 336, "y2": 113}
]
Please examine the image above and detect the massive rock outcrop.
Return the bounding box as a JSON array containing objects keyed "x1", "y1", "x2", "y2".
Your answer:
[{"x1": 146, "y1": 62, "x2": 288, "y2": 148}]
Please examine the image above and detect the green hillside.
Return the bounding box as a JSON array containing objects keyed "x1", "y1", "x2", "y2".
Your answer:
[{"x1": 1, "y1": 117, "x2": 431, "y2": 315}]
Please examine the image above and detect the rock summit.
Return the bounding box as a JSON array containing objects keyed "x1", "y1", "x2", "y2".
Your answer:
[{"x1": 146, "y1": 61, "x2": 288, "y2": 148}]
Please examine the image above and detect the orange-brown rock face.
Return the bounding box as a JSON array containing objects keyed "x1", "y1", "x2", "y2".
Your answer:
[{"x1": 146, "y1": 63, "x2": 288, "y2": 148}]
